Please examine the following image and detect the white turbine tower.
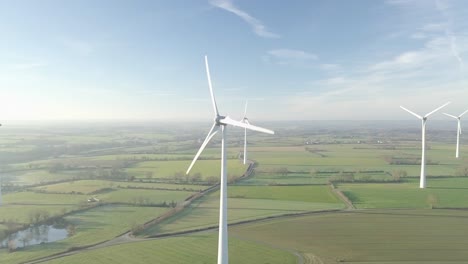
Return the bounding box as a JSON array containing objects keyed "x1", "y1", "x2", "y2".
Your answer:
[
  {"x1": 241, "y1": 101, "x2": 249, "y2": 165},
  {"x1": 400, "y1": 102, "x2": 450, "y2": 189},
  {"x1": 186, "y1": 56, "x2": 274, "y2": 264},
  {"x1": 443, "y1": 109, "x2": 468, "y2": 158}
]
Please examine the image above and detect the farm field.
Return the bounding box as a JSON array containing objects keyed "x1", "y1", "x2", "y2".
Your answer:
[
  {"x1": 126, "y1": 159, "x2": 247, "y2": 179},
  {"x1": 1, "y1": 122, "x2": 468, "y2": 263},
  {"x1": 231, "y1": 209, "x2": 468, "y2": 263},
  {"x1": 338, "y1": 177, "x2": 468, "y2": 209},
  {"x1": 46, "y1": 233, "x2": 296, "y2": 264},
  {"x1": 141, "y1": 185, "x2": 345, "y2": 236},
  {"x1": 0, "y1": 205, "x2": 171, "y2": 264}
]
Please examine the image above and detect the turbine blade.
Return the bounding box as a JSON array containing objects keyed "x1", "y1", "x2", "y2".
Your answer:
[
  {"x1": 220, "y1": 116, "x2": 274, "y2": 134},
  {"x1": 443, "y1": 113, "x2": 458, "y2": 119},
  {"x1": 205, "y1": 56, "x2": 219, "y2": 116},
  {"x1": 460, "y1": 109, "x2": 468, "y2": 118},
  {"x1": 186, "y1": 123, "x2": 219, "y2": 174},
  {"x1": 459, "y1": 121, "x2": 462, "y2": 135},
  {"x1": 424, "y1": 102, "x2": 451, "y2": 118},
  {"x1": 400, "y1": 106, "x2": 422, "y2": 119}
]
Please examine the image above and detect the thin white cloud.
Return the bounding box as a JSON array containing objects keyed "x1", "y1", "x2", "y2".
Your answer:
[
  {"x1": 209, "y1": 0, "x2": 280, "y2": 38},
  {"x1": 268, "y1": 49, "x2": 318, "y2": 60}
]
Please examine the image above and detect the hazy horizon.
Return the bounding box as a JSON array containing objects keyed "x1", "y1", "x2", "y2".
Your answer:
[{"x1": 1, "y1": 0, "x2": 468, "y2": 121}]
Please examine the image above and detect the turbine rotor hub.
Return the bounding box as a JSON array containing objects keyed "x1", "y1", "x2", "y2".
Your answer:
[{"x1": 215, "y1": 115, "x2": 225, "y2": 125}]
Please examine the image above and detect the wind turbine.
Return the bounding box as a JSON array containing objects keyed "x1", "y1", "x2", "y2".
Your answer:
[
  {"x1": 400, "y1": 102, "x2": 450, "y2": 189},
  {"x1": 443, "y1": 109, "x2": 468, "y2": 158},
  {"x1": 186, "y1": 56, "x2": 274, "y2": 264},
  {"x1": 241, "y1": 101, "x2": 249, "y2": 165}
]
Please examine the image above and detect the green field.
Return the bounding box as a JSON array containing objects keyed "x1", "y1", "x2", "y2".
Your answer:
[
  {"x1": 126, "y1": 159, "x2": 247, "y2": 179},
  {"x1": 141, "y1": 185, "x2": 344, "y2": 235},
  {"x1": 46, "y1": 233, "x2": 296, "y2": 264},
  {"x1": 2, "y1": 123, "x2": 468, "y2": 263},
  {"x1": 231, "y1": 209, "x2": 468, "y2": 263},
  {"x1": 0, "y1": 206, "x2": 171, "y2": 264},
  {"x1": 339, "y1": 177, "x2": 468, "y2": 209},
  {"x1": 32, "y1": 180, "x2": 206, "y2": 194}
]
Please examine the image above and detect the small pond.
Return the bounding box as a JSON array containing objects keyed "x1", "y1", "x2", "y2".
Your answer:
[{"x1": 1, "y1": 224, "x2": 68, "y2": 249}]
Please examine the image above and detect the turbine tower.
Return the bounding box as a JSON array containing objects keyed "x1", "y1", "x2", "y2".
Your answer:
[
  {"x1": 241, "y1": 101, "x2": 249, "y2": 165},
  {"x1": 400, "y1": 102, "x2": 450, "y2": 189},
  {"x1": 187, "y1": 56, "x2": 274, "y2": 264},
  {"x1": 443, "y1": 109, "x2": 468, "y2": 158}
]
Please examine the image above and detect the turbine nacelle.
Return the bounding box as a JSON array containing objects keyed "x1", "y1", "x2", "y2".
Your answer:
[{"x1": 215, "y1": 115, "x2": 226, "y2": 126}]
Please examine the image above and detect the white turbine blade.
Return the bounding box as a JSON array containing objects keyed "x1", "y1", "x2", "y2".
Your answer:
[
  {"x1": 460, "y1": 109, "x2": 468, "y2": 118},
  {"x1": 186, "y1": 123, "x2": 219, "y2": 174},
  {"x1": 459, "y1": 121, "x2": 462, "y2": 135},
  {"x1": 205, "y1": 56, "x2": 219, "y2": 116},
  {"x1": 220, "y1": 116, "x2": 274, "y2": 134},
  {"x1": 400, "y1": 106, "x2": 422, "y2": 119},
  {"x1": 443, "y1": 113, "x2": 458, "y2": 119},
  {"x1": 243, "y1": 100, "x2": 248, "y2": 118},
  {"x1": 424, "y1": 102, "x2": 451, "y2": 118}
]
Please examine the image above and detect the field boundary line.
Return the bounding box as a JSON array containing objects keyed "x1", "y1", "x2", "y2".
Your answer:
[{"x1": 329, "y1": 183, "x2": 355, "y2": 210}]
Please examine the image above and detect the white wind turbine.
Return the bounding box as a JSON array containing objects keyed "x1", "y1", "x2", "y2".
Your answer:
[
  {"x1": 400, "y1": 102, "x2": 450, "y2": 189},
  {"x1": 186, "y1": 56, "x2": 274, "y2": 264},
  {"x1": 443, "y1": 109, "x2": 468, "y2": 158}
]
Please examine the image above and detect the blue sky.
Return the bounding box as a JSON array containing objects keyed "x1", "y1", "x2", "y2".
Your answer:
[{"x1": 1, "y1": 0, "x2": 467, "y2": 121}]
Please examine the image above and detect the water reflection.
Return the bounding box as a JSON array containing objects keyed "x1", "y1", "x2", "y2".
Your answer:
[{"x1": 0, "y1": 224, "x2": 68, "y2": 249}]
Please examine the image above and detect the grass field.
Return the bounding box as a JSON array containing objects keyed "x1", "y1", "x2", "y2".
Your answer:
[
  {"x1": 2, "y1": 124, "x2": 468, "y2": 263},
  {"x1": 46, "y1": 233, "x2": 296, "y2": 264},
  {"x1": 0, "y1": 205, "x2": 171, "y2": 264},
  {"x1": 141, "y1": 185, "x2": 345, "y2": 235},
  {"x1": 126, "y1": 159, "x2": 247, "y2": 179},
  {"x1": 339, "y1": 177, "x2": 468, "y2": 209},
  {"x1": 231, "y1": 209, "x2": 468, "y2": 263},
  {"x1": 32, "y1": 180, "x2": 207, "y2": 194},
  {"x1": 8, "y1": 170, "x2": 78, "y2": 186}
]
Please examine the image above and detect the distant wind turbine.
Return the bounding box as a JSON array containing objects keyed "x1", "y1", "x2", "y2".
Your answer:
[
  {"x1": 443, "y1": 109, "x2": 468, "y2": 158},
  {"x1": 400, "y1": 102, "x2": 451, "y2": 189},
  {"x1": 186, "y1": 56, "x2": 274, "y2": 264}
]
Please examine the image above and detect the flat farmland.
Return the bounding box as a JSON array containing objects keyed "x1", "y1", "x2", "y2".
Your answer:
[
  {"x1": 126, "y1": 159, "x2": 247, "y2": 179},
  {"x1": 227, "y1": 185, "x2": 341, "y2": 203},
  {"x1": 338, "y1": 177, "x2": 468, "y2": 209},
  {"x1": 100, "y1": 188, "x2": 195, "y2": 204},
  {"x1": 0, "y1": 205, "x2": 171, "y2": 264},
  {"x1": 231, "y1": 209, "x2": 468, "y2": 263},
  {"x1": 7, "y1": 170, "x2": 78, "y2": 186},
  {"x1": 46, "y1": 233, "x2": 296, "y2": 264},
  {"x1": 32, "y1": 180, "x2": 207, "y2": 194},
  {"x1": 240, "y1": 172, "x2": 330, "y2": 185},
  {"x1": 0, "y1": 204, "x2": 75, "y2": 224},
  {"x1": 3, "y1": 192, "x2": 86, "y2": 206},
  {"x1": 141, "y1": 185, "x2": 345, "y2": 235}
]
